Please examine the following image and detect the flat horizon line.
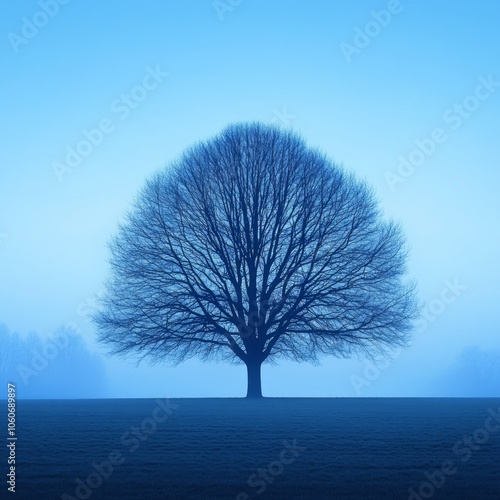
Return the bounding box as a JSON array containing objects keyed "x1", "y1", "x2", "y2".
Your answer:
[{"x1": 4, "y1": 396, "x2": 500, "y2": 401}]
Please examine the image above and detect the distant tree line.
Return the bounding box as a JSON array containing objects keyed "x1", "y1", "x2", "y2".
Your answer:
[{"x1": 0, "y1": 323, "x2": 106, "y2": 398}]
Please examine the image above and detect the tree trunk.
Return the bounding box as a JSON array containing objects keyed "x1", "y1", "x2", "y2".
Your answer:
[{"x1": 245, "y1": 359, "x2": 263, "y2": 398}]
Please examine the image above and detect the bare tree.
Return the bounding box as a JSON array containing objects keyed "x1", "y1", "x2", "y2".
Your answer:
[{"x1": 94, "y1": 123, "x2": 418, "y2": 397}]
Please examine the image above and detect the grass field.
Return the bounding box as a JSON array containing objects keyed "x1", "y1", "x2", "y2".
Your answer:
[{"x1": 9, "y1": 398, "x2": 500, "y2": 499}]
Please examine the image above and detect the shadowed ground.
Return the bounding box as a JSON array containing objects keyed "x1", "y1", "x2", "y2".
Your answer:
[{"x1": 10, "y1": 398, "x2": 500, "y2": 499}]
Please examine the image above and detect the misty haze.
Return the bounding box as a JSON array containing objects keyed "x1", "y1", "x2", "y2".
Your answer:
[{"x1": 1, "y1": 1, "x2": 499, "y2": 499}]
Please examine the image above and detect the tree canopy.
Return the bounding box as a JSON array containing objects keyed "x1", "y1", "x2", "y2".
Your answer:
[{"x1": 95, "y1": 123, "x2": 418, "y2": 397}]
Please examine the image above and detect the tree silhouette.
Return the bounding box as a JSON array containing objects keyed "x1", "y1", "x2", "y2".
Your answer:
[{"x1": 94, "y1": 123, "x2": 418, "y2": 397}]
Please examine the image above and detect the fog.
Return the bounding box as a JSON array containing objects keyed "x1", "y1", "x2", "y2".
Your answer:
[{"x1": 1, "y1": 1, "x2": 499, "y2": 398}]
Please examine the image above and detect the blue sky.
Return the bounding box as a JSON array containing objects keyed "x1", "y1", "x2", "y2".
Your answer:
[{"x1": 1, "y1": 0, "x2": 499, "y2": 397}]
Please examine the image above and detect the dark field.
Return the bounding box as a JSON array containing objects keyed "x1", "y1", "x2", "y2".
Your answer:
[{"x1": 7, "y1": 398, "x2": 500, "y2": 499}]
